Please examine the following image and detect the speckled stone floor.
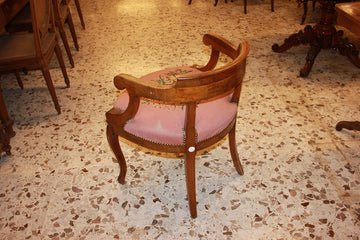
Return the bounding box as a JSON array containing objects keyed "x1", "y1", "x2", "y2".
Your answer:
[{"x1": 0, "y1": 0, "x2": 359, "y2": 239}]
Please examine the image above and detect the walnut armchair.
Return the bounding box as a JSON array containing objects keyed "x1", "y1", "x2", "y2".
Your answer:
[{"x1": 106, "y1": 34, "x2": 249, "y2": 218}]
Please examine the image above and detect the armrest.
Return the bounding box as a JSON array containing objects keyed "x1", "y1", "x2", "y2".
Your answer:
[
  {"x1": 107, "y1": 73, "x2": 192, "y2": 130},
  {"x1": 113, "y1": 73, "x2": 175, "y2": 102},
  {"x1": 107, "y1": 74, "x2": 165, "y2": 130}
]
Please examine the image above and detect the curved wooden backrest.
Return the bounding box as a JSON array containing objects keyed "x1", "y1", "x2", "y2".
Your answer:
[{"x1": 113, "y1": 34, "x2": 249, "y2": 106}]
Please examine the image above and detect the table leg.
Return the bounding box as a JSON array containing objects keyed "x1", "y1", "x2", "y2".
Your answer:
[{"x1": 336, "y1": 121, "x2": 360, "y2": 131}]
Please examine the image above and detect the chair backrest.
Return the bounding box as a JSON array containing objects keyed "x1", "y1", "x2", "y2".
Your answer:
[
  {"x1": 51, "y1": 0, "x2": 68, "y2": 21},
  {"x1": 116, "y1": 34, "x2": 248, "y2": 106},
  {"x1": 29, "y1": 0, "x2": 54, "y2": 57},
  {"x1": 175, "y1": 35, "x2": 247, "y2": 104}
]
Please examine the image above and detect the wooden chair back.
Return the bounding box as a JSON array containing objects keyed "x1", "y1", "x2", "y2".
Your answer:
[
  {"x1": 0, "y1": 0, "x2": 69, "y2": 114},
  {"x1": 30, "y1": 0, "x2": 53, "y2": 57}
]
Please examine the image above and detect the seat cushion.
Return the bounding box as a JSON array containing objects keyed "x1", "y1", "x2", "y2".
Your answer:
[{"x1": 114, "y1": 66, "x2": 238, "y2": 145}]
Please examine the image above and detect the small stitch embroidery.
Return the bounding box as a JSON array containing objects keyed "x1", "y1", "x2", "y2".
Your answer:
[
  {"x1": 150, "y1": 69, "x2": 192, "y2": 85},
  {"x1": 142, "y1": 69, "x2": 193, "y2": 110}
]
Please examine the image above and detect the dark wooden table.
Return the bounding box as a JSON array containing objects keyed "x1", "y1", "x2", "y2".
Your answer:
[
  {"x1": 335, "y1": 2, "x2": 360, "y2": 132},
  {"x1": 272, "y1": 0, "x2": 360, "y2": 77}
]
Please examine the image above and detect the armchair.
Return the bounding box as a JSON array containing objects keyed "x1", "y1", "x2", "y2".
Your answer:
[{"x1": 106, "y1": 34, "x2": 249, "y2": 218}]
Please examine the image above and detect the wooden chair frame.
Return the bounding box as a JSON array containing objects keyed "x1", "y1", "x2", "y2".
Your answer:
[{"x1": 106, "y1": 34, "x2": 249, "y2": 218}]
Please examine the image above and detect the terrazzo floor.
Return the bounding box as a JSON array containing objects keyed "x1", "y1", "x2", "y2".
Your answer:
[{"x1": 0, "y1": 0, "x2": 360, "y2": 239}]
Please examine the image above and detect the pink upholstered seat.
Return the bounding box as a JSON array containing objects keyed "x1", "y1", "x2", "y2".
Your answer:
[{"x1": 114, "y1": 67, "x2": 238, "y2": 145}]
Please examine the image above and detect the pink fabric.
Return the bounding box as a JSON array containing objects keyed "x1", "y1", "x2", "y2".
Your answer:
[{"x1": 113, "y1": 67, "x2": 238, "y2": 145}]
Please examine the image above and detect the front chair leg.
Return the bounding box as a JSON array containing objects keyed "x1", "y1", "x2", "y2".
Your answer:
[
  {"x1": 185, "y1": 148, "x2": 197, "y2": 218},
  {"x1": 106, "y1": 124, "x2": 127, "y2": 184}
]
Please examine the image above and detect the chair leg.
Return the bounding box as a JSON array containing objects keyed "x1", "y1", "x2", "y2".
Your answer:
[
  {"x1": 188, "y1": 0, "x2": 192, "y2": 4},
  {"x1": 185, "y1": 150, "x2": 197, "y2": 218},
  {"x1": 14, "y1": 71, "x2": 24, "y2": 89},
  {"x1": 229, "y1": 124, "x2": 244, "y2": 175},
  {"x1": 54, "y1": 43, "x2": 70, "y2": 88},
  {"x1": 41, "y1": 67, "x2": 61, "y2": 114},
  {"x1": 106, "y1": 124, "x2": 127, "y2": 184},
  {"x1": 0, "y1": 86, "x2": 15, "y2": 155},
  {"x1": 74, "y1": 0, "x2": 85, "y2": 29},
  {"x1": 57, "y1": 20, "x2": 75, "y2": 67},
  {"x1": 301, "y1": 0, "x2": 308, "y2": 24},
  {"x1": 244, "y1": 0, "x2": 247, "y2": 14},
  {"x1": 66, "y1": 13, "x2": 79, "y2": 51},
  {"x1": 270, "y1": 0, "x2": 274, "y2": 12}
]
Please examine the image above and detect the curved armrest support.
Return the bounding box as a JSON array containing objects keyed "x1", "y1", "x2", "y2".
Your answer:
[
  {"x1": 203, "y1": 34, "x2": 238, "y2": 59},
  {"x1": 114, "y1": 74, "x2": 175, "y2": 101},
  {"x1": 107, "y1": 74, "x2": 177, "y2": 130},
  {"x1": 196, "y1": 34, "x2": 239, "y2": 72}
]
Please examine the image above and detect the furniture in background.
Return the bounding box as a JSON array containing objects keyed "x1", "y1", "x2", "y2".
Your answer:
[
  {"x1": 241, "y1": 0, "x2": 274, "y2": 13},
  {"x1": 0, "y1": 85, "x2": 15, "y2": 157},
  {"x1": 189, "y1": 0, "x2": 274, "y2": 14},
  {"x1": 52, "y1": 0, "x2": 79, "y2": 66},
  {"x1": 334, "y1": 2, "x2": 360, "y2": 132},
  {"x1": 272, "y1": 0, "x2": 360, "y2": 77},
  {"x1": 297, "y1": 0, "x2": 317, "y2": 24},
  {"x1": 6, "y1": 0, "x2": 80, "y2": 68},
  {"x1": 106, "y1": 34, "x2": 249, "y2": 218},
  {"x1": 336, "y1": 121, "x2": 360, "y2": 131},
  {"x1": 0, "y1": 0, "x2": 27, "y2": 156},
  {"x1": 0, "y1": 0, "x2": 28, "y2": 33},
  {"x1": 0, "y1": 0, "x2": 70, "y2": 114},
  {"x1": 68, "y1": 0, "x2": 84, "y2": 29}
]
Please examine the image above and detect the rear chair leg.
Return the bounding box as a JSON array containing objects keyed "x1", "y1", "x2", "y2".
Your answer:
[
  {"x1": 41, "y1": 67, "x2": 61, "y2": 114},
  {"x1": 54, "y1": 43, "x2": 70, "y2": 88},
  {"x1": 74, "y1": 0, "x2": 85, "y2": 29},
  {"x1": 229, "y1": 124, "x2": 244, "y2": 175}
]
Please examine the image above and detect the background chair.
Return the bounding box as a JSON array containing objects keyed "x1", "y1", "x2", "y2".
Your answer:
[
  {"x1": 297, "y1": 0, "x2": 317, "y2": 24},
  {"x1": 6, "y1": 0, "x2": 80, "y2": 68},
  {"x1": 189, "y1": 0, "x2": 274, "y2": 14},
  {"x1": 52, "y1": 0, "x2": 79, "y2": 66},
  {"x1": 243, "y1": 0, "x2": 274, "y2": 13},
  {"x1": 0, "y1": 85, "x2": 15, "y2": 157},
  {"x1": 0, "y1": 0, "x2": 70, "y2": 114},
  {"x1": 106, "y1": 34, "x2": 249, "y2": 218},
  {"x1": 68, "y1": 0, "x2": 85, "y2": 29}
]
